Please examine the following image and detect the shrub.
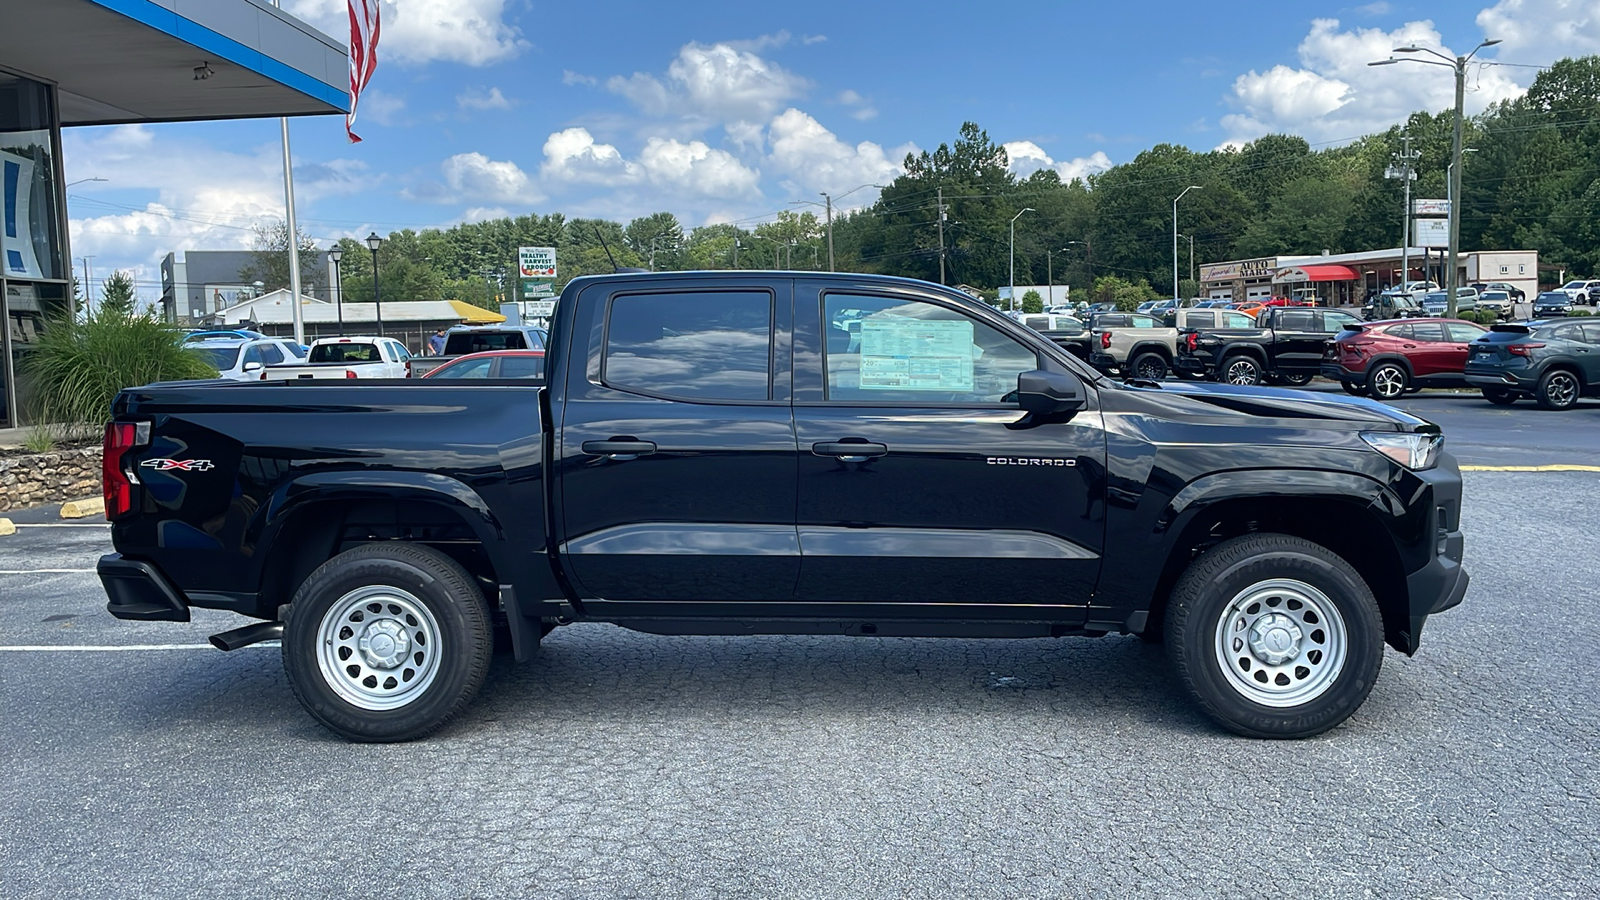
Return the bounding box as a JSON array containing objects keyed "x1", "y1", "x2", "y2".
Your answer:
[{"x1": 20, "y1": 305, "x2": 217, "y2": 438}]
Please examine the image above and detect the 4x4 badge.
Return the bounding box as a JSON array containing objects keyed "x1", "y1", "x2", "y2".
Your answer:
[{"x1": 140, "y1": 458, "x2": 214, "y2": 472}]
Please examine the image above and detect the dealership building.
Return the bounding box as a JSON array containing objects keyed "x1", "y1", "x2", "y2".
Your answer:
[
  {"x1": 1199, "y1": 247, "x2": 1541, "y2": 306},
  {"x1": 0, "y1": 0, "x2": 347, "y2": 429}
]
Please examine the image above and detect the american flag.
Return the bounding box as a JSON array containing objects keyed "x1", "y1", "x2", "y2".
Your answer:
[{"x1": 346, "y1": 0, "x2": 381, "y2": 143}]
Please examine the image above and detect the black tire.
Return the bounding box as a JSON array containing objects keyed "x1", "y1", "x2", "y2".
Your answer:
[
  {"x1": 1340, "y1": 380, "x2": 1369, "y2": 397},
  {"x1": 1164, "y1": 533, "x2": 1384, "y2": 739},
  {"x1": 1219, "y1": 354, "x2": 1263, "y2": 386},
  {"x1": 1481, "y1": 387, "x2": 1517, "y2": 406},
  {"x1": 1131, "y1": 352, "x2": 1168, "y2": 381},
  {"x1": 1366, "y1": 362, "x2": 1409, "y2": 401},
  {"x1": 1535, "y1": 369, "x2": 1582, "y2": 411},
  {"x1": 1276, "y1": 372, "x2": 1315, "y2": 387},
  {"x1": 282, "y1": 543, "x2": 493, "y2": 742},
  {"x1": 1175, "y1": 368, "x2": 1205, "y2": 381}
]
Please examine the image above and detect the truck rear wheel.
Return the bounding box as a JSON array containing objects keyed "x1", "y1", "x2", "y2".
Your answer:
[
  {"x1": 1164, "y1": 533, "x2": 1383, "y2": 739},
  {"x1": 1220, "y1": 355, "x2": 1263, "y2": 386},
  {"x1": 282, "y1": 543, "x2": 492, "y2": 742},
  {"x1": 1131, "y1": 352, "x2": 1168, "y2": 381}
]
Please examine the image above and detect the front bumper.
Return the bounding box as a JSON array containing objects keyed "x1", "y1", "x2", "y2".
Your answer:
[
  {"x1": 1394, "y1": 458, "x2": 1470, "y2": 654},
  {"x1": 99, "y1": 554, "x2": 190, "y2": 622},
  {"x1": 1320, "y1": 362, "x2": 1364, "y2": 382}
]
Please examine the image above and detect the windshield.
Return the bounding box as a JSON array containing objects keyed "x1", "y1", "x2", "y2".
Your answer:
[
  {"x1": 1562, "y1": 281, "x2": 1585, "y2": 290},
  {"x1": 190, "y1": 346, "x2": 241, "y2": 369},
  {"x1": 1538, "y1": 293, "x2": 1568, "y2": 302}
]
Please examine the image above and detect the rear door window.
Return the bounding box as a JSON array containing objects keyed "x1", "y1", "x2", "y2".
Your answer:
[
  {"x1": 498, "y1": 355, "x2": 545, "y2": 378},
  {"x1": 603, "y1": 291, "x2": 773, "y2": 401},
  {"x1": 1276, "y1": 310, "x2": 1316, "y2": 331},
  {"x1": 1446, "y1": 323, "x2": 1487, "y2": 343},
  {"x1": 1185, "y1": 311, "x2": 1216, "y2": 328},
  {"x1": 1407, "y1": 322, "x2": 1446, "y2": 342},
  {"x1": 259, "y1": 344, "x2": 285, "y2": 366}
]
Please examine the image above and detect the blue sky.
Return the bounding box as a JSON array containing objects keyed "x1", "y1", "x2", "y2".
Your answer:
[{"x1": 62, "y1": 0, "x2": 1598, "y2": 301}]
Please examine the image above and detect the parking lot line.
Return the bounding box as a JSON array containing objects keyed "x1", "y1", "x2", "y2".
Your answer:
[
  {"x1": 0, "y1": 568, "x2": 95, "y2": 574},
  {"x1": 0, "y1": 643, "x2": 277, "y2": 652},
  {"x1": 1460, "y1": 464, "x2": 1600, "y2": 472}
]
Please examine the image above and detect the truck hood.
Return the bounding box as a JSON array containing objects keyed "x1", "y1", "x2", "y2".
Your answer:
[{"x1": 1135, "y1": 380, "x2": 1436, "y2": 432}]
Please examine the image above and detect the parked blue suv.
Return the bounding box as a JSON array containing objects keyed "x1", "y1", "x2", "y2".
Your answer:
[{"x1": 1464, "y1": 320, "x2": 1600, "y2": 409}]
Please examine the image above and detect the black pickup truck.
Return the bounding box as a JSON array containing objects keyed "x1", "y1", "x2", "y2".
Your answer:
[
  {"x1": 98, "y1": 272, "x2": 1468, "y2": 742},
  {"x1": 1175, "y1": 306, "x2": 1365, "y2": 386}
]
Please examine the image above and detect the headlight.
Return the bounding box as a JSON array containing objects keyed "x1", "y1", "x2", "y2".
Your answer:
[{"x1": 1361, "y1": 431, "x2": 1443, "y2": 471}]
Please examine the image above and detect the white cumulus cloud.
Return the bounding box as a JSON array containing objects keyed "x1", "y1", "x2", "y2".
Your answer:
[
  {"x1": 456, "y1": 87, "x2": 512, "y2": 111},
  {"x1": 284, "y1": 0, "x2": 525, "y2": 67},
  {"x1": 767, "y1": 109, "x2": 908, "y2": 198},
  {"x1": 1002, "y1": 141, "x2": 1113, "y2": 182},
  {"x1": 1220, "y1": 18, "x2": 1525, "y2": 145},
  {"x1": 441, "y1": 152, "x2": 535, "y2": 201},
  {"x1": 608, "y1": 41, "x2": 809, "y2": 123},
  {"x1": 1477, "y1": 0, "x2": 1600, "y2": 61},
  {"x1": 541, "y1": 127, "x2": 640, "y2": 185},
  {"x1": 638, "y1": 139, "x2": 761, "y2": 197}
]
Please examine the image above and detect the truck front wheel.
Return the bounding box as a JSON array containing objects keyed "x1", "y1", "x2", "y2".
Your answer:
[
  {"x1": 1220, "y1": 355, "x2": 1263, "y2": 386},
  {"x1": 1164, "y1": 534, "x2": 1383, "y2": 739},
  {"x1": 282, "y1": 543, "x2": 492, "y2": 742}
]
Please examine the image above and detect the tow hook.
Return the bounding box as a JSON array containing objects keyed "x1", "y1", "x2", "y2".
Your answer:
[{"x1": 209, "y1": 621, "x2": 284, "y2": 651}]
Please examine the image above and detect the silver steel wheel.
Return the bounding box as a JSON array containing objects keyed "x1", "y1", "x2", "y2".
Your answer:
[
  {"x1": 1370, "y1": 364, "x2": 1406, "y2": 400},
  {"x1": 1224, "y1": 358, "x2": 1260, "y2": 385},
  {"x1": 1213, "y1": 578, "x2": 1347, "y2": 708},
  {"x1": 1546, "y1": 372, "x2": 1578, "y2": 407},
  {"x1": 316, "y1": 585, "x2": 443, "y2": 711}
]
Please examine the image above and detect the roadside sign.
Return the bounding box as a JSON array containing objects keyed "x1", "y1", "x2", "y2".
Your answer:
[
  {"x1": 521, "y1": 279, "x2": 555, "y2": 298},
  {"x1": 1414, "y1": 218, "x2": 1449, "y2": 248},
  {"x1": 518, "y1": 246, "x2": 556, "y2": 278},
  {"x1": 524, "y1": 300, "x2": 557, "y2": 318},
  {"x1": 1412, "y1": 199, "x2": 1450, "y2": 216}
]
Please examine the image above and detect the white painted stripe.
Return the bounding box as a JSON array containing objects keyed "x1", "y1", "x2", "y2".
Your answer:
[
  {"x1": 11, "y1": 523, "x2": 111, "y2": 528},
  {"x1": 0, "y1": 642, "x2": 278, "y2": 652},
  {"x1": 0, "y1": 568, "x2": 95, "y2": 574}
]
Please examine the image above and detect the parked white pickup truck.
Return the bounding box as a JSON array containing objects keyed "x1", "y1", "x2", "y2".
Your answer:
[{"x1": 261, "y1": 336, "x2": 412, "y2": 380}]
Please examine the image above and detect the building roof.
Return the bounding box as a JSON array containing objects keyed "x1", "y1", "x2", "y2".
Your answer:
[
  {"x1": 1, "y1": 0, "x2": 348, "y2": 125},
  {"x1": 220, "y1": 292, "x2": 506, "y2": 326}
]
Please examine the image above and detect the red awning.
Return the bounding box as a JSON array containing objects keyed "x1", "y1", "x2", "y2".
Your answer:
[{"x1": 1275, "y1": 264, "x2": 1359, "y2": 283}]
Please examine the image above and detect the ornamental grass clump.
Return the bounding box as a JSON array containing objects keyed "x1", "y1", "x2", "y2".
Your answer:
[{"x1": 21, "y1": 303, "x2": 217, "y2": 439}]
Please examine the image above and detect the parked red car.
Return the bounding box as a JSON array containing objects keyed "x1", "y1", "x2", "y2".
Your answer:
[
  {"x1": 421, "y1": 349, "x2": 545, "y2": 380},
  {"x1": 1321, "y1": 318, "x2": 1488, "y2": 400}
]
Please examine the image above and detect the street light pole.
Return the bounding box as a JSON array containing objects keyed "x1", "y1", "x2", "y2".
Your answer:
[
  {"x1": 1009, "y1": 207, "x2": 1035, "y2": 312},
  {"x1": 328, "y1": 246, "x2": 345, "y2": 337},
  {"x1": 821, "y1": 192, "x2": 834, "y2": 270},
  {"x1": 1370, "y1": 37, "x2": 1499, "y2": 317},
  {"x1": 1173, "y1": 186, "x2": 1201, "y2": 301},
  {"x1": 365, "y1": 232, "x2": 385, "y2": 337}
]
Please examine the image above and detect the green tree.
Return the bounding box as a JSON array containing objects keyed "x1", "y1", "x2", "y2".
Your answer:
[
  {"x1": 238, "y1": 220, "x2": 326, "y2": 298},
  {"x1": 625, "y1": 212, "x2": 686, "y2": 270},
  {"x1": 99, "y1": 271, "x2": 137, "y2": 318},
  {"x1": 1020, "y1": 289, "x2": 1044, "y2": 314}
]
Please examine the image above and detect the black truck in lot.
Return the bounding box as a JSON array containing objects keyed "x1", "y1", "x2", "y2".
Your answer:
[
  {"x1": 98, "y1": 271, "x2": 1469, "y2": 742},
  {"x1": 1175, "y1": 306, "x2": 1365, "y2": 386}
]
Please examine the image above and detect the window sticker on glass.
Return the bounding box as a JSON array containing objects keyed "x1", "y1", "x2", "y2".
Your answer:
[{"x1": 858, "y1": 319, "x2": 975, "y2": 391}]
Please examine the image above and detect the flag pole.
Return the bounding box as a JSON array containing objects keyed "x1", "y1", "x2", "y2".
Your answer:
[{"x1": 272, "y1": 0, "x2": 306, "y2": 345}]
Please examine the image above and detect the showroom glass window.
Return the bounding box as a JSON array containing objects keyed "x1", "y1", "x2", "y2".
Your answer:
[{"x1": 1, "y1": 73, "x2": 63, "y2": 281}]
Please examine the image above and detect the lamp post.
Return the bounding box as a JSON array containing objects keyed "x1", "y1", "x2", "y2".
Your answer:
[
  {"x1": 328, "y1": 246, "x2": 345, "y2": 336},
  {"x1": 1370, "y1": 37, "x2": 1499, "y2": 317},
  {"x1": 1177, "y1": 233, "x2": 1195, "y2": 283},
  {"x1": 1173, "y1": 186, "x2": 1202, "y2": 301},
  {"x1": 1009, "y1": 207, "x2": 1035, "y2": 312},
  {"x1": 365, "y1": 232, "x2": 385, "y2": 337}
]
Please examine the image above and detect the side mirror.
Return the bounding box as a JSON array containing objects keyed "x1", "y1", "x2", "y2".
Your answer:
[
  {"x1": 243, "y1": 362, "x2": 262, "y2": 372},
  {"x1": 1016, "y1": 370, "x2": 1085, "y2": 415}
]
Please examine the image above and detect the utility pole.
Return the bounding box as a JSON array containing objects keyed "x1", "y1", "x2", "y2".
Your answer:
[
  {"x1": 1386, "y1": 135, "x2": 1419, "y2": 293},
  {"x1": 1046, "y1": 248, "x2": 1054, "y2": 306},
  {"x1": 821, "y1": 192, "x2": 835, "y2": 270},
  {"x1": 937, "y1": 186, "x2": 946, "y2": 285}
]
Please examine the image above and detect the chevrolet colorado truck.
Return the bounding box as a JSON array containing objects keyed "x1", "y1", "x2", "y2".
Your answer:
[
  {"x1": 98, "y1": 271, "x2": 1469, "y2": 743},
  {"x1": 1174, "y1": 306, "x2": 1365, "y2": 386}
]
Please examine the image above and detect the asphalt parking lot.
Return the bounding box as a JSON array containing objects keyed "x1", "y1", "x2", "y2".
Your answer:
[{"x1": 2, "y1": 396, "x2": 1597, "y2": 898}]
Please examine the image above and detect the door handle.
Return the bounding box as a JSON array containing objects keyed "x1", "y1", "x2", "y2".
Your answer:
[
  {"x1": 812, "y1": 440, "x2": 888, "y2": 462},
  {"x1": 581, "y1": 439, "x2": 657, "y2": 460}
]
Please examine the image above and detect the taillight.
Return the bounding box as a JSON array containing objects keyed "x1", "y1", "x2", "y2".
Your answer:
[
  {"x1": 1507, "y1": 343, "x2": 1545, "y2": 357},
  {"x1": 345, "y1": 369, "x2": 358, "y2": 379},
  {"x1": 1100, "y1": 332, "x2": 1112, "y2": 349},
  {"x1": 404, "y1": 360, "x2": 412, "y2": 377},
  {"x1": 102, "y1": 421, "x2": 147, "y2": 520},
  {"x1": 1185, "y1": 333, "x2": 1197, "y2": 352}
]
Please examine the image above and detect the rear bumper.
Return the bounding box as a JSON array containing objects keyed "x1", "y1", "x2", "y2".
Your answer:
[
  {"x1": 1172, "y1": 356, "x2": 1207, "y2": 375},
  {"x1": 1320, "y1": 362, "x2": 1363, "y2": 381},
  {"x1": 1089, "y1": 352, "x2": 1117, "y2": 370},
  {"x1": 98, "y1": 554, "x2": 190, "y2": 622},
  {"x1": 1464, "y1": 367, "x2": 1535, "y2": 391}
]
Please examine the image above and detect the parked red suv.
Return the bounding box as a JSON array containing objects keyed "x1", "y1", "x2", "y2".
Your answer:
[{"x1": 1322, "y1": 318, "x2": 1489, "y2": 400}]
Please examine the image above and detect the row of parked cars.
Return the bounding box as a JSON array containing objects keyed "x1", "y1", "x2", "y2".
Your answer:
[
  {"x1": 1018, "y1": 304, "x2": 1600, "y2": 410},
  {"x1": 180, "y1": 326, "x2": 547, "y2": 382}
]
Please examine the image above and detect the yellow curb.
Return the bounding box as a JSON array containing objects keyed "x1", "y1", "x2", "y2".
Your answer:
[
  {"x1": 1461, "y1": 464, "x2": 1600, "y2": 472},
  {"x1": 0, "y1": 518, "x2": 14, "y2": 536},
  {"x1": 60, "y1": 497, "x2": 105, "y2": 519}
]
